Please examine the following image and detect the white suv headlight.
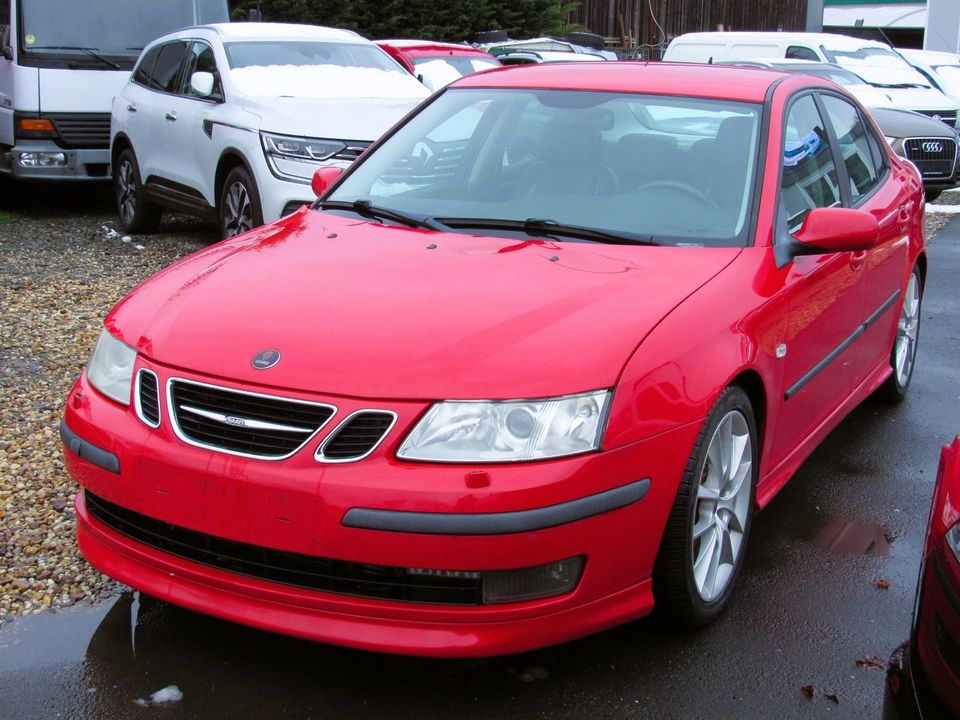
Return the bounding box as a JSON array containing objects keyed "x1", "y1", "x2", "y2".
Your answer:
[
  {"x1": 397, "y1": 391, "x2": 611, "y2": 463},
  {"x1": 86, "y1": 328, "x2": 137, "y2": 405},
  {"x1": 261, "y1": 132, "x2": 347, "y2": 162}
]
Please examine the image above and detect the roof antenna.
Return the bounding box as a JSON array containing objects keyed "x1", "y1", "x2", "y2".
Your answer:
[{"x1": 708, "y1": 56, "x2": 713, "y2": 64}]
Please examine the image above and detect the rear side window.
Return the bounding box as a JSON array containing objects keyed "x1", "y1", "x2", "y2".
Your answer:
[
  {"x1": 150, "y1": 41, "x2": 189, "y2": 93},
  {"x1": 781, "y1": 94, "x2": 841, "y2": 232},
  {"x1": 786, "y1": 45, "x2": 819, "y2": 61},
  {"x1": 821, "y1": 95, "x2": 882, "y2": 204},
  {"x1": 133, "y1": 45, "x2": 162, "y2": 87}
]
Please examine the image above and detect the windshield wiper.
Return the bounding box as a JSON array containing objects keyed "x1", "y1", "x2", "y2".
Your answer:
[
  {"x1": 318, "y1": 199, "x2": 449, "y2": 231},
  {"x1": 29, "y1": 45, "x2": 122, "y2": 69},
  {"x1": 870, "y1": 82, "x2": 929, "y2": 89},
  {"x1": 436, "y1": 217, "x2": 660, "y2": 246}
]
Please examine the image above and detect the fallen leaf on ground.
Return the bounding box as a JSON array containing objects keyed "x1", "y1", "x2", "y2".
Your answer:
[
  {"x1": 856, "y1": 654, "x2": 885, "y2": 670},
  {"x1": 874, "y1": 578, "x2": 891, "y2": 590}
]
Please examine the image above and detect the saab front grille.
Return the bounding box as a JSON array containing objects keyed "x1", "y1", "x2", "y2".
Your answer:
[
  {"x1": 903, "y1": 137, "x2": 958, "y2": 179},
  {"x1": 169, "y1": 379, "x2": 335, "y2": 459},
  {"x1": 49, "y1": 113, "x2": 112, "y2": 149},
  {"x1": 318, "y1": 411, "x2": 396, "y2": 461},
  {"x1": 136, "y1": 370, "x2": 161, "y2": 427},
  {"x1": 84, "y1": 491, "x2": 482, "y2": 605},
  {"x1": 915, "y1": 110, "x2": 958, "y2": 128}
]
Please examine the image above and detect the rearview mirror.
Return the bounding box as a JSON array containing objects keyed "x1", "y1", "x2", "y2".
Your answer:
[
  {"x1": 312, "y1": 166, "x2": 343, "y2": 197},
  {"x1": 190, "y1": 71, "x2": 215, "y2": 98},
  {"x1": 792, "y1": 207, "x2": 879, "y2": 255}
]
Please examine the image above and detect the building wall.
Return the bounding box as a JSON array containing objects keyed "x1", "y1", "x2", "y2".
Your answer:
[
  {"x1": 562, "y1": 0, "x2": 809, "y2": 57},
  {"x1": 926, "y1": 0, "x2": 960, "y2": 52}
]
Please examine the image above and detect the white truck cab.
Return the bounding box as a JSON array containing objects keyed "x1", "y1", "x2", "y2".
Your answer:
[
  {"x1": 663, "y1": 32, "x2": 960, "y2": 128},
  {"x1": 0, "y1": 0, "x2": 228, "y2": 182}
]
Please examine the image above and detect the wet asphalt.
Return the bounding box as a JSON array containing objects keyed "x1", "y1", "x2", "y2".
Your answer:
[{"x1": 2, "y1": 215, "x2": 960, "y2": 720}]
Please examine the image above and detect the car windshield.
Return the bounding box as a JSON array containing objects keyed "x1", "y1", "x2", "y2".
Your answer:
[
  {"x1": 412, "y1": 56, "x2": 500, "y2": 88},
  {"x1": 19, "y1": 0, "x2": 227, "y2": 59},
  {"x1": 822, "y1": 46, "x2": 932, "y2": 88},
  {"x1": 325, "y1": 89, "x2": 762, "y2": 247},
  {"x1": 223, "y1": 40, "x2": 423, "y2": 98}
]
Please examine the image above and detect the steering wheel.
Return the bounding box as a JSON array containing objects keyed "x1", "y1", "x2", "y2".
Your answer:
[{"x1": 635, "y1": 180, "x2": 720, "y2": 209}]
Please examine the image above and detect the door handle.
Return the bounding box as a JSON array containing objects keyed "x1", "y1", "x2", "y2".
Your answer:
[
  {"x1": 898, "y1": 204, "x2": 913, "y2": 232},
  {"x1": 165, "y1": 112, "x2": 177, "y2": 122},
  {"x1": 126, "y1": 104, "x2": 137, "y2": 113},
  {"x1": 850, "y1": 250, "x2": 867, "y2": 271}
]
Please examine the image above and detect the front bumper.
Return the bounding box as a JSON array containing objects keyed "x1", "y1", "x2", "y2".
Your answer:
[
  {"x1": 63, "y1": 362, "x2": 698, "y2": 656},
  {"x1": 0, "y1": 140, "x2": 110, "y2": 181}
]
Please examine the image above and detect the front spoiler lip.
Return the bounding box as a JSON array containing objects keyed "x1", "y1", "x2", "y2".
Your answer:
[{"x1": 342, "y1": 478, "x2": 650, "y2": 535}]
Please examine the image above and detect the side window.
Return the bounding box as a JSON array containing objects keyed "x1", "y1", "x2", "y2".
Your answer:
[
  {"x1": 821, "y1": 95, "x2": 881, "y2": 204},
  {"x1": 181, "y1": 42, "x2": 223, "y2": 100},
  {"x1": 781, "y1": 94, "x2": 841, "y2": 232},
  {"x1": 133, "y1": 45, "x2": 162, "y2": 87},
  {"x1": 786, "y1": 45, "x2": 819, "y2": 61},
  {"x1": 149, "y1": 41, "x2": 189, "y2": 94}
]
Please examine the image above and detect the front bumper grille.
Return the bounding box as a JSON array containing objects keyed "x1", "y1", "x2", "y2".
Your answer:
[
  {"x1": 915, "y1": 110, "x2": 958, "y2": 128},
  {"x1": 84, "y1": 491, "x2": 484, "y2": 605},
  {"x1": 903, "y1": 137, "x2": 958, "y2": 179},
  {"x1": 49, "y1": 113, "x2": 111, "y2": 149},
  {"x1": 167, "y1": 379, "x2": 336, "y2": 459}
]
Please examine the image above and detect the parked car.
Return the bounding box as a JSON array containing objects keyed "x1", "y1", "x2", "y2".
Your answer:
[
  {"x1": 376, "y1": 40, "x2": 500, "y2": 90},
  {"x1": 884, "y1": 436, "x2": 960, "y2": 719},
  {"x1": 663, "y1": 32, "x2": 960, "y2": 128},
  {"x1": 898, "y1": 48, "x2": 960, "y2": 105},
  {"x1": 110, "y1": 23, "x2": 428, "y2": 239},
  {"x1": 483, "y1": 37, "x2": 613, "y2": 60},
  {"x1": 720, "y1": 60, "x2": 959, "y2": 200},
  {"x1": 492, "y1": 49, "x2": 607, "y2": 65},
  {"x1": 64, "y1": 62, "x2": 925, "y2": 657},
  {"x1": 0, "y1": 0, "x2": 229, "y2": 184}
]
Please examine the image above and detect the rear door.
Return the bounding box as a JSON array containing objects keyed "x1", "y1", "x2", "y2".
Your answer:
[
  {"x1": 139, "y1": 40, "x2": 190, "y2": 183},
  {"x1": 117, "y1": 44, "x2": 163, "y2": 179}
]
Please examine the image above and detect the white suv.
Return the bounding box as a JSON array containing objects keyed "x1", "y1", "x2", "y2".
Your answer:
[{"x1": 111, "y1": 23, "x2": 428, "y2": 238}]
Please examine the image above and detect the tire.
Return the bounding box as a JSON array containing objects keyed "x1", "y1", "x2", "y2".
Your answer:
[
  {"x1": 653, "y1": 386, "x2": 757, "y2": 627},
  {"x1": 219, "y1": 166, "x2": 263, "y2": 240},
  {"x1": 925, "y1": 188, "x2": 942, "y2": 203},
  {"x1": 114, "y1": 148, "x2": 162, "y2": 234},
  {"x1": 881, "y1": 266, "x2": 922, "y2": 402}
]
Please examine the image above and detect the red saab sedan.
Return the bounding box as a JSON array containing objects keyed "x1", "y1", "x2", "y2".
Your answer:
[{"x1": 62, "y1": 63, "x2": 926, "y2": 657}]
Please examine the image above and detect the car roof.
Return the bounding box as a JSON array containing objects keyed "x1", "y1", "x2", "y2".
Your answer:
[
  {"x1": 204, "y1": 22, "x2": 365, "y2": 43},
  {"x1": 452, "y1": 61, "x2": 798, "y2": 102},
  {"x1": 672, "y1": 31, "x2": 890, "y2": 51}
]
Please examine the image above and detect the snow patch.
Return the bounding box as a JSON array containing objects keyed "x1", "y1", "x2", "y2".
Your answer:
[
  {"x1": 230, "y1": 65, "x2": 427, "y2": 99},
  {"x1": 134, "y1": 685, "x2": 183, "y2": 706},
  {"x1": 926, "y1": 203, "x2": 960, "y2": 214}
]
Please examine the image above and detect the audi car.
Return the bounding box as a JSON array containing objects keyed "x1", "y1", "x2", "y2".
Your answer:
[{"x1": 63, "y1": 62, "x2": 926, "y2": 657}]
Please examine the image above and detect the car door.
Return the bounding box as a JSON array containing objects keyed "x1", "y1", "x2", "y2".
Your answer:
[
  {"x1": 142, "y1": 40, "x2": 190, "y2": 184},
  {"x1": 116, "y1": 44, "x2": 165, "y2": 179},
  {"x1": 768, "y1": 92, "x2": 867, "y2": 466},
  {"x1": 819, "y1": 92, "x2": 913, "y2": 388},
  {"x1": 162, "y1": 40, "x2": 225, "y2": 206}
]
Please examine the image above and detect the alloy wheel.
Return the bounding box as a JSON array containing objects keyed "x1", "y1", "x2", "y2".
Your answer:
[
  {"x1": 117, "y1": 159, "x2": 137, "y2": 226},
  {"x1": 691, "y1": 409, "x2": 753, "y2": 603},
  {"x1": 894, "y1": 272, "x2": 920, "y2": 387},
  {"x1": 223, "y1": 181, "x2": 253, "y2": 237}
]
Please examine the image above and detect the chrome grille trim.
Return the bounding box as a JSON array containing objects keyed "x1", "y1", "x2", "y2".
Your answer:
[
  {"x1": 315, "y1": 410, "x2": 398, "y2": 463},
  {"x1": 902, "y1": 136, "x2": 958, "y2": 179},
  {"x1": 134, "y1": 369, "x2": 161, "y2": 428},
  {"x1": 167, "y1": 378, "x2": 337, "y2": 461},
  {"x1": 915, "y1": 110, "x2": 958, "y2": 128}
]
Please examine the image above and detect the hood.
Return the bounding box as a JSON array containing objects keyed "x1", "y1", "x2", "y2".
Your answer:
[
  {"x1": 848, "y1": 84, "x2": 894, "y2": 109},
  {"x1": 39, "y1": 68, "x2": 129, "y2": 113},
  {"x1": 244, "y1": 94, "x2": 424, "y2": 141},
  {"x1": 869, "y1": 107, "x2": 958, "y2": 138},
  {"x1": 107, "y1": 211, "x2": 740, "y2": 400},
  {"x1": 867, "y1": 85, "x2": 959, "y2": 113}
]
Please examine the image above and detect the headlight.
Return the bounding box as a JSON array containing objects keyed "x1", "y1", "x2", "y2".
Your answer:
[
  {"x1": 86, "y1": 328, "x2": 136, "y2": 405},
  {"x1": 261, "y1": 131, "x2": 346, "y2": 162},
  {"x1": 397, "y1": 390, "x2": 611, "y2": 463}
]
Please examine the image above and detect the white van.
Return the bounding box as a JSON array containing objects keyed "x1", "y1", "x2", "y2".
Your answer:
[
  {"x1": 0, "y1": 0, "x2": 229, "y2": 182},
  {"x1": 663, "y1": 32, "x2": 960, "y2": 126}
]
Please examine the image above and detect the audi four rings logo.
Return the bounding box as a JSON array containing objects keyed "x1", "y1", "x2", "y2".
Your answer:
[
  {"x1": 252, "y1": 349, "x2": 281, "y2": 369},
  {"x1": 921, "y1": 141, "x2": 944, "y2": 153}
]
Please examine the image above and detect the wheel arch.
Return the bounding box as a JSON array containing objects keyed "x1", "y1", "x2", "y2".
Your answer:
[
  {"x1": 728, "y1": 368, "x2": 767, "y2": 460},
  {"x1": 110, "y1": 133, "x2": 133, "y2": 169},
  {"x1": 214, "y1": 149, "x2": 256, "y2": 208}
]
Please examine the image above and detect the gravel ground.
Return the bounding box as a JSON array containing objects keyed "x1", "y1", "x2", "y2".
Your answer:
[{"x1": 0, "y1": 184, "x2": 955, "y2": 628}]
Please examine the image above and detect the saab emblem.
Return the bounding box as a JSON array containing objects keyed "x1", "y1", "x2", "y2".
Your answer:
[{"x1": 252, "y1": 349, "x2": 281, "y2": 370}]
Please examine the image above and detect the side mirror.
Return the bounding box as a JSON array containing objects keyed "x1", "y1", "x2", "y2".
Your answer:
[
  {"x1": 190, "y1": 71, "x2": 215, "y2": 98},
  {"x1": 311, "y1": 166, "x2": 343, "y2": 197},
  {"x1": 792, "y1": 206, "x2": 879, "y2": 255},
  {"x1": 417, "y1": 73, "x2": 435, "y2": 91}
]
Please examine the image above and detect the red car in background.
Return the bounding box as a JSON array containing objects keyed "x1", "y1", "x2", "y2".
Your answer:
[
  {"x1": 885, "y1": 436, "x2": 960, "y2": 718},
  {"x1": 62, "y1": 63, "x2": 926, "y2": 657},
  {"x1": 377, "y1": 39, "x2": 500, "y2": 89}
]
